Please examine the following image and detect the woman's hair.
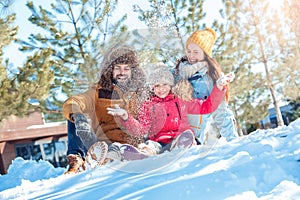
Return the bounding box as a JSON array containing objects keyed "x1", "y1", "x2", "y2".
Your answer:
[{"x1": 203, "y1": 53, "x2": 222, "y2": 83}]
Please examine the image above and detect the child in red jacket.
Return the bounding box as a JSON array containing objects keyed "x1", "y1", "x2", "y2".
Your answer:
[{"x1": 106, "y1": 63, "x2": 234, "y2": 157}]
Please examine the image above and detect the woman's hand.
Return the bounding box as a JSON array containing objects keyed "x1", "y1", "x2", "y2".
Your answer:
[
  {"x1": 216, "y1": 72, "x2": 235, "y2": 90},
  {"x1": 107, "y1": 104, "x2": 129, "y2": 120}
]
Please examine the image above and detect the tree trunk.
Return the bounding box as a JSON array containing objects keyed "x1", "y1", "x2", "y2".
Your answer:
[{"x1": 254, "y1": 22, "x2": 284, "y2": 127}]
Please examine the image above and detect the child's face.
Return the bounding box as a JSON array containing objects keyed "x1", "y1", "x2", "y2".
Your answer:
[
  {"x1": 186, "y1": 43, "x2": 205, "y2": 64},
  {"x1": 153, "y1": 83, "x2": 171, "y2": 98}
]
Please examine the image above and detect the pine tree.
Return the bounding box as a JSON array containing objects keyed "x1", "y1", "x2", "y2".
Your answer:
[
  {"x1": 133, "y1": 0, "x2": 207, "y2": 67},
  {"x1": 215, "y1": 0, "x2": 300, "y2": 130},
  {"x1": 288, "y1": 0, "x2": 300, "y2": 53},
  {"x1": 279, "y1": 0, "x2": 300, "y2": 101},
  {"x1": 213, "y1": 0, "x2": 270, "y2": 134},
  {"x1": 0, "y1": 6, "x2": 55, "y2": 122},
  {"x1": 219, "y1": 0, "x2": 295, "y2": 125},
  {"x1": 17, "y1": 0, "x2": 128, "y2": 121},
  {"x1": 287, "y1": 97, "x2": 300, "y2": 121}
]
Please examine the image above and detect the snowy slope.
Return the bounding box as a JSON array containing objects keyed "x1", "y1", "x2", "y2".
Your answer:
[{"x1": 1, "y1": 119, "x2": 300, "y2": 200}]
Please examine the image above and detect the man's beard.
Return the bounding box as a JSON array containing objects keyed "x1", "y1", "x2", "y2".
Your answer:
[{"x1": 113, "y1": 77, "x2": 131, "y2": 92}]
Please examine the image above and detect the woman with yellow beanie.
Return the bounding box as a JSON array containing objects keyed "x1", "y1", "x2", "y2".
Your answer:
[{"x1": 173, "y1": 28, "x2": 239, "y2": 144}]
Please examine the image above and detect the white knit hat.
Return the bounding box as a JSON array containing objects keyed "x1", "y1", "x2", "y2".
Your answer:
[{"x1": 147, "y1": 63, "x2": 174, "y2": 86}]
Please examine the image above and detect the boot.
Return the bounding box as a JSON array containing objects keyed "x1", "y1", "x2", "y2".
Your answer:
[
  {"x1": 85, "y1": 141, "x2": 108, "y2": 169},
  {"x1": 170, "y1": 130, "x2": 195, "y2": 151},
  {"x1": 64, "y1": 154, "x2": 85, "y2": 175}
]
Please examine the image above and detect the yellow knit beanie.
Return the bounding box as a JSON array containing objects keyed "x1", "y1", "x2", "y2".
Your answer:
[{"x1": 186, "y1": 28, "x2": 217, "y2": 57}]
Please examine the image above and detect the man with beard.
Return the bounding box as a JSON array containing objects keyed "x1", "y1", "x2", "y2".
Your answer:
[{"x1": 62, "y1": 45, "x2": 147, "y2": 174}]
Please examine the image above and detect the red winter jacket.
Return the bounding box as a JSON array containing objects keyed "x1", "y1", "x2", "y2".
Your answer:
[{"x1": 119, "y1": 85, "x2": 225, "y2": 144}]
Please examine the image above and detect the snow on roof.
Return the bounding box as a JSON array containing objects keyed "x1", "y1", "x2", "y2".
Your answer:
[{"x1": 26, "y1": 121, "x2": 66, "y2": 129}]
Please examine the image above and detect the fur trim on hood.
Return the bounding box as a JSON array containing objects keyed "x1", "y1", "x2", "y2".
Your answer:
[{"x1": 98, "y1": 45, "x2": 146, "y2": 91}]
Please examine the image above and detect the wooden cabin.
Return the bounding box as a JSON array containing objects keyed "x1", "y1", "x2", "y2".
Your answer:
[{"x1": 0, "y1": 112, "x2": 67, "y2": 174}]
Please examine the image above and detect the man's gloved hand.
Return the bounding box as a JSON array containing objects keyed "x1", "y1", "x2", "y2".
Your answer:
[
  {"x1": 216, "y1": 72, "x2": 235, "y2": 90},
  {"x1": 73, "y1": 113, "x2": 90, "y2": 132},
  {"x1": 107, "y1": 104, "x2": 128, "y2": 120},
  {"x1": 72, "y1": 113, "x2": 98, "y2": 149}
]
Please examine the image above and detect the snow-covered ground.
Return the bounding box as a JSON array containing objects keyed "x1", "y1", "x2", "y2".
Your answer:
[{"x1": 1, "y1": 119, "x2": 300, "y2": 200}]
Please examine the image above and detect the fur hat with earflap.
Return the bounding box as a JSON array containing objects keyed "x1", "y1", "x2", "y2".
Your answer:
[{"x1": 97, "y1": 45, "x2": 146, "y2": 92}]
